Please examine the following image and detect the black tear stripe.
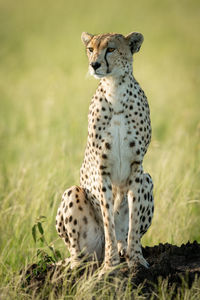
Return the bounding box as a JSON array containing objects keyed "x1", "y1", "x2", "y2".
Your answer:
[{"x1": 104, "y1": 50, "x2": 110, "y2": 74}]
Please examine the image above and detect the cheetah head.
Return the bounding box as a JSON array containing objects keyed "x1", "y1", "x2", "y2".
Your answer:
[{"x1": 81, "y1": 32, "x2": 144, "y2": 79}]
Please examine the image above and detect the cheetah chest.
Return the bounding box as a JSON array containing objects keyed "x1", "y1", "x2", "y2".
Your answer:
[{"x1": 108, "y1": 114, "x2": 133, "y2": 186}]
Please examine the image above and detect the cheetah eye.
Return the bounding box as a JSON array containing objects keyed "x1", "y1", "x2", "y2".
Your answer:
[
  {"x1": 87, "y1": 47, "x2": 94, "y2": 53},
  {"x1": 107, "y1": 48, "x2": 115, "y2": 53}
]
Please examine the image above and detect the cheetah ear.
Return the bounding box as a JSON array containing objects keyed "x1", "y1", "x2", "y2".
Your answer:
[
  {"x1": 125, "y1": 32, "x2": 144, "y2": 54},
  {"x1": 81, "y1": 32, "x2": 93, "y2": 46}
]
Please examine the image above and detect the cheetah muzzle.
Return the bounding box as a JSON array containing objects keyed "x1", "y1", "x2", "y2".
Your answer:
[{"x1": 56, "y1": 31, "x2": 154, "y2": 275}]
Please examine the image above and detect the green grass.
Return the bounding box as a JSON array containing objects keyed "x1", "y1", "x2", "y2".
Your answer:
[{"x1": 0, "y1": 0, "x2": 200, "y2": 298}]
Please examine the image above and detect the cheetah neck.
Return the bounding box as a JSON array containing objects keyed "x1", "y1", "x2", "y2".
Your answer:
[{"x1": 100, "y1": 70, "x2": 135, "y2": 111}]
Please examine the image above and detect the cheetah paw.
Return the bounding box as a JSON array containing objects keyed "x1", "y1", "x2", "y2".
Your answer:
[
  {"x1": 127, "y1": 256, "x2": 149, "y2": 269},
  {"x1": 117, "y1": 241, "x2": 127, "y2": 258},
  {"x1": 119, "y1": 248, "x2": 126, "y2": 258},
  {"x1": 98, "y1": 264, "x2": 119, "y2": 279},
  {"x1": 139, "y1": 256, "x2": 149, "y2": 268}
]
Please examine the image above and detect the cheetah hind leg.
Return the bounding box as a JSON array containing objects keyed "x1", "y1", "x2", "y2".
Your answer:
[
  {"x1": 135, "y1": 173, "x2": 154, "y2": 268},
  {"x1": 128, "y1": 172, "x2": 154, "y2": 269},
  {"x1": 56, "y1": 186, "x2": 105, "y2": 269}
]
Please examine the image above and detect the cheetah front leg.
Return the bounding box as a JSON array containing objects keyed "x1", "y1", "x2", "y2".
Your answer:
[
  {"x1": 126, "y1": 166, "x2": 149, "y2": 269},
  {"x1": 99, "y1": 177, "x2": 120, "y2": 274},
  {"x1": 114, "y1": 195, "x2": 129, "y2": 257}
]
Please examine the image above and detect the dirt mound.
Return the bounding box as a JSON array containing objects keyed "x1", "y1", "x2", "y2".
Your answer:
[
  {"x1": 129, "y1": 241, "x2": 200, "y2": 292},
  {"x1": 21, "y1": 241, "x2": 200, "y2": 295}
]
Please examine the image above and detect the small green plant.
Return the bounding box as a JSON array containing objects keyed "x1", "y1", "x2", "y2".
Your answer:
[{"x1": 32, "y1": 216, "x2": 62, "y2": 266}]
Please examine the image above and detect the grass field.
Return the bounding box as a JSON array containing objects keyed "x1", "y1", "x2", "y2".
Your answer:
[{"x1": 0, "y1": 0, "x2": 200, "y2": 298}]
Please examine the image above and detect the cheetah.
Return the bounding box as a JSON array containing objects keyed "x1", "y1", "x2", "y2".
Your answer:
[{"x1": 56, "y1": 32, "x2": 154, "y2": 274}]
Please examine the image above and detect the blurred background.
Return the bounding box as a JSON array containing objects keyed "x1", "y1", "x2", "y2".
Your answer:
[{"x1": 0, "y1": 0, "x2": 200, "y2": 276}]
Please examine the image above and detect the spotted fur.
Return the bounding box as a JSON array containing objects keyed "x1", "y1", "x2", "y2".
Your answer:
[{"x1": 56, "y1": 32, "x2": 154, "y2": 273}]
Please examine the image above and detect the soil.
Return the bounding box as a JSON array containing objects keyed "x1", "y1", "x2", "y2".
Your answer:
[
  {"x1": 20, "y1": 241, "x2": 200, "y2": 295},
  {"x1": 126, "y1": 241, "x2": 200, "y2": 292}
]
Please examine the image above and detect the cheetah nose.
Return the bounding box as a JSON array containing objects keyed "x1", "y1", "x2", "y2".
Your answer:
[{"x1": 91, "y1": 62, "x2": 101, "y2": 71}]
